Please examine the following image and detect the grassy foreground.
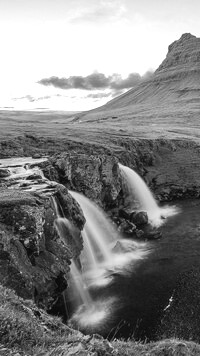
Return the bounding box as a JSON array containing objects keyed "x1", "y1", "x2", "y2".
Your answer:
[{"x1": 1, "y1": 284, "x2": 200, "y2": 356}]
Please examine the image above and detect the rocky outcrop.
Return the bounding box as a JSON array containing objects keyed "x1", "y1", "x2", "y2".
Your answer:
[
  {"x1": 113, "y1": 209, "x2": 162, "y2": 240},
  {"x1": 157, "y1": 33, "x2": 200, "y2": 74},
  {"x1": 40, "y1": 152, "x2": 122, "y2": 209},
  {"x1": 0, "y1": 186, "x2": 85, "y2": 309}
]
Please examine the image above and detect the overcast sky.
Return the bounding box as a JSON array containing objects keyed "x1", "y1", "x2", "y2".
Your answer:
[{"x1": 0, "y1": 0, "x2": 200, "y2": 111}]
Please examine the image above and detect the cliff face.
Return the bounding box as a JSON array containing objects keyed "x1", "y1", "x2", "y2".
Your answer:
[
  {"x1": 0, "y1": 186, "x2": 85, "y2": 309},
  {"x1": 156, "y1": 33, "x2": 200, "y2": 74},
  {"x1": 41, "y1": 152, "x2": 122, "y2": 208}
]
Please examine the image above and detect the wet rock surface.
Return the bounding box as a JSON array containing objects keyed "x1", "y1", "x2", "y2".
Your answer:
[
  {"x1": 114, "y1": 208, "x2": 162, "y2": 240},
  {"x1": 0, "y1": 186, "x2": 85, "y2": 309}
]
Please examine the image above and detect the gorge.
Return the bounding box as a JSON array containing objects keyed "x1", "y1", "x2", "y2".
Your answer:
[{"x1": 1, "y1": 33, "x2": 200, "y2": 355}]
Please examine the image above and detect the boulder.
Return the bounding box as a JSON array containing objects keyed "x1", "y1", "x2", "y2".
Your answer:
[
  {"x1": 0, "y1": 168, "x2": 10, "y2": 178},
  {"x1": 118, "y1": 208, "x2": 132, "y2": 220},
  {"x1": 130, "y1": 211, "x2": 148, "y2": 226},
  {"x1": 118, "y1": 219, "x2": 136, "y2": 235},
  {"x1": 135, "y1": 229, "x2": 145, "y2": 239}
]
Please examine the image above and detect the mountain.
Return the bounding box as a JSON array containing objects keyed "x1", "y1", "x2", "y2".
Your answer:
[
  {"x1": 105, "y1": 33, "x2": 200, "y2": 108},
  {"x1": 77, "y1": 33, "x2": 200, "y2": 131}
]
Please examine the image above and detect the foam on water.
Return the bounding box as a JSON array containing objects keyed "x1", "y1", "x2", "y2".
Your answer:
[{"x1": 69, "y1": 297, "x2": 117, "y2": 334}]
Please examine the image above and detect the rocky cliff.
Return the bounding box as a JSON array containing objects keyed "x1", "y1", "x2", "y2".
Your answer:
[
  {"x1": 0, "y1": 185, "x2": 85, "y2": 309},
  {"x1": 34, "y1": 137, "x2": 200, "y2": 208},
  {"x1": 40, "y1": 152, "x2": 122, "y2": 209}
]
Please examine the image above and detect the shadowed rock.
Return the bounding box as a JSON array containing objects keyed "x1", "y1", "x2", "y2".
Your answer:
[{"x1": 0, "y1": 186, "x2": 85, "y2": 309}]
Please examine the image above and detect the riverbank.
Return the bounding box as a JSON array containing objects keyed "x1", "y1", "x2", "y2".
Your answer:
[{"x1": 1, "y1": 284, "x2": 200, "y2": 356}]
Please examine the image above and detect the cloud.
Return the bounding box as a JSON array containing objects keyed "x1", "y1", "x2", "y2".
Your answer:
[
  {"x1": 38, "y1": 70, "x2": 154, "y2": 91},
  {"x1": 38, "y1": 73, "x2": 109, "y2": 90},
  {"x1": 86, "y1": 92, "x2": 112, "y2": 99},
  {"x1": 110, "y1": 73, "x2": 141, "y2": 90},
  {"x1": 69, "y1": 0, "x2": 127, "y2": 24},
  {"x1": 13, "y1": 95, "x2": 52, "y2": 102}
]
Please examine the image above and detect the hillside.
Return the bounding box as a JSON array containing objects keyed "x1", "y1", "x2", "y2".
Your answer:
[
  {"x1": 99, "y1": 33, "x2": 200, "y2": 110},
  {"x1": 71, "y1": 33, "x2": 200, "y2": 142},
  {"x1": 1, "y1": 34, "x2": 200, "y2": 147}
]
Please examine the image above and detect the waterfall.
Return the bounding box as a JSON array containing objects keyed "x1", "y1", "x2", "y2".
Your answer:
[
  {"x1": 119, "y1": 163, "x2": 178, "y2": 226},
  {"x1": 70, "y1": 261, "x2": 92, "y2": 306},
  {"x1": 52, "y1": 194, "x2": 115, "y2": 329},
  {"x1": 69, "y1": 191, "x2": 119, "y2": 268}
]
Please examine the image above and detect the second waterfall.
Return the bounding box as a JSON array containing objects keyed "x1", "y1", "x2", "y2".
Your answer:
[{"x1": 119, "y1": 163, "x2": 178, "y2": 227}]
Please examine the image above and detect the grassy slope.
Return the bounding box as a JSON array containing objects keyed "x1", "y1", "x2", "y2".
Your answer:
[{"x1": 1, "y1": 284, "x2": 200, "y2": 356}]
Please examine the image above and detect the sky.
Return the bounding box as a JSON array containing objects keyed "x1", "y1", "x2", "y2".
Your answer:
[{"x1": 0, "y1": 0, "x2": 200, "y2": 111}]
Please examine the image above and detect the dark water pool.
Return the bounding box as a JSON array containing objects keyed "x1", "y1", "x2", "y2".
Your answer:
[{"x1": 106, "y1": 199, "x2": 200, "y2": 340}]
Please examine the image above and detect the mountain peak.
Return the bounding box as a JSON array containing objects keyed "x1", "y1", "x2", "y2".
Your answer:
[
  {"x1": 79, "y1": 33, "x2": 200, "y2": 116},
  {"x1": 156, "y1": 33, "x2": 200, "y2": 73},
  {"x1": 168, "y1": 33, "x2": 196, "y2": 53}
]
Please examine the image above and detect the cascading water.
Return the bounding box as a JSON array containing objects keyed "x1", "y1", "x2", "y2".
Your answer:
[
  {"x1": 69, "y1": 261, "x2": 92, "y2": 307},
  {"x1": 52, "y1": 191, "x2": 149, "y2": 335},
  {"x1": 0, "y1": 156, "x2": 57, "y2": 194},
  {"x1": 69, "y1": 191, "x2": 119, "y2": 267},
  {"x1": 52, "y1": 194, "x2": 117, "y2": 332},
  {"x1": 119, "y1": 163, "x2": 178, "y2": 226},
  {"x1": 69, "y1": 191, "x2": 148, "y2": 278}
]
